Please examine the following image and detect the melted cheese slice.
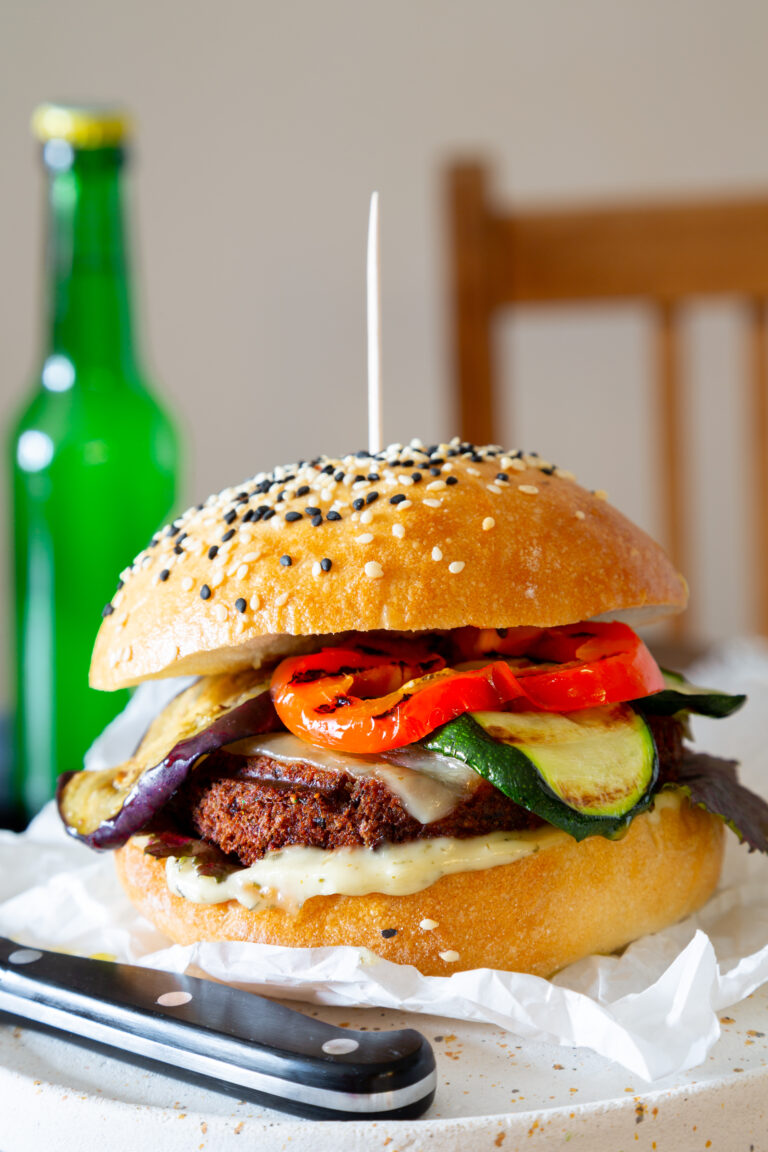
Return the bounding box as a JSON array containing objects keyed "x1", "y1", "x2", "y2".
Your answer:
[{"x1": 224, "y1": 732, "x2": 479, "y2": 824}]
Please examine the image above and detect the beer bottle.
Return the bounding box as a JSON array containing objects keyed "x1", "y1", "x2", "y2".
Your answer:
[{"x1": 8, "y1": 105, "x2": 181, "y2": 818}]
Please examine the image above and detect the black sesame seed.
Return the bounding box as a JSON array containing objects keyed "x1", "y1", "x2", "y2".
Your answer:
[
  {"x1": 367, "y1": 473, "x2": 380, "y2": 482},
  {"x1": 311, "y1": 514, "x2": 323, "y2": 527},
  {"x1": 159, "y1": 569, "x2": 170, "y2": 582},
  {"x1": 496, "y1": 472, "x2": 509, "y2": 482},
  {"x1": 280, "y1": 555, "x2": 292, "y2": 567},
  {"x1": 242, "y1": 508, "x2": 256, "y2": 522},
  {"x1": 356, "y1": 449, "x2": 370, "y2": 458},
  {"x1": 354, "y1": 474, "x2": 365, "y2": 483},
  {"x1": 334, "y1": 470, "x2": 345, "y2": 482},
  {"x1": 223, "y1": 509, "x2": 237, "y2": 525},
  {"x1": 429, "y1": 466, "x2": 441, "y2": 476},
  {"x1": 296, "y1": 485, "x2": 310, "y2": 497},
  {"x1": 390, "y1": 493, "x2": 406, "y2": 505},
  {"x1": 200, "y1": 584, "x2": 211, "y2": 600},
  {"x1": 221, "y1": 528, "x2": 236, "y2": 542},
  {"x1": 431, "y1": 456, "x2": 444, "y2": 465},
  {"x1": 262, "y1": 509, "x2": 276, "y2": 521},
  {"x1": 276, "y1": 491, "x2": 286, "y2": 503},
  {"x1": 327, "y1": 510, "x2": 342, "y2": 521},
  {"x1": 352, "y1": 498, "x2": 365, "y2": 511},
  {"x1": 412, "y1": 471, "x2": 422, "y2": 482},
  {"x1": 381, "y1": 928, "x2": 398, "y2": 939},
  {"x1": 101, "y1": 603, "x2": 114, "y2": 617},
  {"x1": 237, "y1": 492, "x2": 249, "y2": 502},
  {"x1": 235, "y1": 597, "x2": 247, "y2": 613},
  {"x1": 284, "y1": 474, "x2": 296, "y2": 482},
  {"x1": 401, "y1": 460, "x2": 414, "y2": 467},
  {"x1": 541, "y1": 465, "x2": 555, "y2": 475},
  {"x1": 470, "y1": 452, "x2": 483, "y2": 463},
  {"x1": 173, "y1": 542, "x2": 184, "y2": 555},
  {"x1": 305, "y1": 506, "x2": 321, "y2": 516},
  {"x1": 322, "y1": 464, "x2": 335, "y2": 475},
  {"x1": 427, "y1": 444, "x2": 439, "y2": 455},
  {"x1": 447, "y1": 448, "x2": 460, "y2": 457},
  {"x1": 285, "y1": 511, "x2": 302, "y2": 522},
  {"x1": 320, "y1": 557, "x2": 332, "y2": 572},
  {"x1": 366, "y1": 491, "x2": 379, "y2": 504},
  {"x1": 256, "y1": 504, "x2": 270, "y2": 515},
  {"x1": 116, "y1": 579, "x2": 124, "y2": 591},
  {"x1": 255, "y1": 479, "x2": 272, "y2": 493},
  {"x1": 208, "y1": 545, "x2": 219, "y2": 560},
  {"x1": 446, "y1": 475, "x2": 458, "y2": 485},
  {"x1": 168, "y1": 523, "x2": 182, "y2": 537}
]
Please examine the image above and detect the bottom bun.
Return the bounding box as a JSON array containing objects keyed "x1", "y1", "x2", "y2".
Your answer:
[{"x1": 116, "y1": 795, "x2": 724, "y2": 977}]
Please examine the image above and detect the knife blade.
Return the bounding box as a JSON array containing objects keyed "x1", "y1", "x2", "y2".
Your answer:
[{"x1": 0, "y1": 936, "x2": 436, "y2": 1119}]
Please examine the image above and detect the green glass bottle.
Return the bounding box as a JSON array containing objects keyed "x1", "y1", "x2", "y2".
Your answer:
[{"x1": 7, "y1": 105, "x2": 181, "y2": 819}]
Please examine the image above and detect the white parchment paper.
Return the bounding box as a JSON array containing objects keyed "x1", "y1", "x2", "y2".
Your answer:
[{"x1": 2, "y1": 642, "x2": 768, "y2": 1082}]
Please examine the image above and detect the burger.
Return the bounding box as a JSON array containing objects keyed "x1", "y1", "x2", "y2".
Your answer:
[{"x1": 57, "y1": 439, "x2": 766, "y2": 977}]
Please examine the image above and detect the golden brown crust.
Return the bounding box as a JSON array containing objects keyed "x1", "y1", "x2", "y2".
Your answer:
[
  {"x1": 92, "y1": 443, "x2": 687, "y2": 690},
  {"x1": 115, "y1": 796, "x2": 722, "y2": 977}
]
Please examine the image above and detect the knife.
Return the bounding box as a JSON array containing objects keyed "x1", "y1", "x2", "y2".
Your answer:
[{"x1": 0, "y1": 936, "x2": 436, "y2": 1119}]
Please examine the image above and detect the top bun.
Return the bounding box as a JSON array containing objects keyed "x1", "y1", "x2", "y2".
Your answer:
[{"x1": 91, "y1": 439, "x2": 687, "y2": 690}]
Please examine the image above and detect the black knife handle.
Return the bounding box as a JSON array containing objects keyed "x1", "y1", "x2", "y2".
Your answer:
[{"x1": 0, "y1": 937, "x2": 435, "y2": 1119}]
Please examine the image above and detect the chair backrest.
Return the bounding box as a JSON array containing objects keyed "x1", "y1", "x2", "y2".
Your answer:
[{"x1": 446, "y1": 159, "x2": 768, "y2": 634}]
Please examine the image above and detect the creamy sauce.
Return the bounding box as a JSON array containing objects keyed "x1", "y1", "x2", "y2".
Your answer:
[
  {"x1": 223, "y1": 732, "x2": 478, "y2": 824},
  {"x1": 164, "y1": 791, "x2": 684, "y2": 911}
]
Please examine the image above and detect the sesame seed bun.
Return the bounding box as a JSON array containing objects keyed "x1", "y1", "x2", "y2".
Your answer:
[
  {"x1": 115, "y1": 792, "x2": 723, "y2": 977},
  {"x1": 91, "y1": 441, "x2": 686, "y2": 691}
]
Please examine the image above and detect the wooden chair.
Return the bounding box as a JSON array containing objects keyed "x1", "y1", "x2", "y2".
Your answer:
[{"x1": 446, "y1": 159, "x2": 768, "y2": 636}]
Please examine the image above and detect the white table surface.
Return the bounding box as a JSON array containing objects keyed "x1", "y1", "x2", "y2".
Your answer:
[{"x1": 2, "y1": 978, "x2": 766, "y2": 1151}]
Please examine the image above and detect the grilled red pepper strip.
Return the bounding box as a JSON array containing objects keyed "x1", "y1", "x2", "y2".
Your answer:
[
  {"x1": 270, "y1": 623, "x2": 664, "y2": 753},
  {"x1": 270, "y1": 645, "x2": 523, "y2": 753}
]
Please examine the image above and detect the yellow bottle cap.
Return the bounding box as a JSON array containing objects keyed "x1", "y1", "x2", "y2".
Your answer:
[{"x1": 31, "y1": 104, "x2": 132, "y2": 148}]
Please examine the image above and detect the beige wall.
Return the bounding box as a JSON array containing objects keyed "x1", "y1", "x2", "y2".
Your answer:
[{"x1": 2, "y1": 0, "x2": 768, "y2": 707}]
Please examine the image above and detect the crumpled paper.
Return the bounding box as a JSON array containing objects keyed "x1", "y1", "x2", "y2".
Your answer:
[{"x1": 2, "y1": 641, "x2": 768, "y2": 1082}]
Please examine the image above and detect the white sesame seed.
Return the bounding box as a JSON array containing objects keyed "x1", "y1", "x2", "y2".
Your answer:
[
  {"x1": 364, "y1": 561, "x2": 384, "y2": 579},
  {"x1": 398, "y1": 474, "x2": 414, "y2": 486},
  {"x1": 442, "y1": 461, "x2": 454, "y2": 470},
  {"x1": 213, "y1": 604, "x2": 228, "y2": 622},
  {"x1": 359, "y1": 509, "x2": 373, "y2": 525},
  {"x1": 236, "y1": 618, "x2": 247, "y2": 634},
  {"x1": 123, "y1": 645, "x2": 133, "y2": 662},
  {"x1": 352, "y1": 480, "x2": 369, "y2": 490},
  {"x1": 397, "y1": 499, "x2": 412, "y2": 510},
  {"x1": 236, "y1": 564, "x2": 249, "y2": 580},
  {"x1": 210, "y1": 570, "x2": 225, "y2": 588},
  {"x1": 509, "y1": 458, "x2": 526, "y2": 472},
  {"x1": 575, "y1": 510, "x2": 586, "y2": 520},
  {"x1": 555, "y1": 469, "x2": 576, "y2": 481},
  {"x1": 432, "y1": 546, "x2": 443, "y2": 561},
  {"x1": 482, "y1": 517, "x2": 495, "y2": 531},
  {"x1": 439, "y1": 950, "x2": 460, "y2": 963},
  {"x1": 448, "y1": 561, "x2": 465, "y2": 574},
  {"x1": 392, "y1": 523, "x2": 405, "y2": 538},
  {"x1": 312, "y1": 561, "x2": 322, "y2": 576},
  {"x1": 242, "y1": 552, "x2": 259, "y2": 562},
  {"x1": 181, "y1": 576, "x2": 194, "y2": 592},
  {"x1": 420, "y1": 918, "x2": 439, "y2": 931},
  {"x1": 249, "y1": 593, "x2": 261, "y2": 610},
  {"x1": 594, "y1": 489, "x2": 608, "y2": 500},
  {"x1": 518, "y1": 485, "x2": 539, "y2": 495},
  {"x1": 467, "y1": 467, "x2": 481, "y2": 476},
  {"x1": 486, "y1": 483, "x2": 502, "y2": 494},
  {"x1": 423, "y1": 498, "x2": 441, "y2": 508},
  {"x1": 275, "y1": 591, "x2": 289, "y2": 607},
  {"x1": 426, "y1": 480, "x2": 445, "y2": 492},
  {"x1": 356, "y1": 533, "x2": 374, "y2": 544}
]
